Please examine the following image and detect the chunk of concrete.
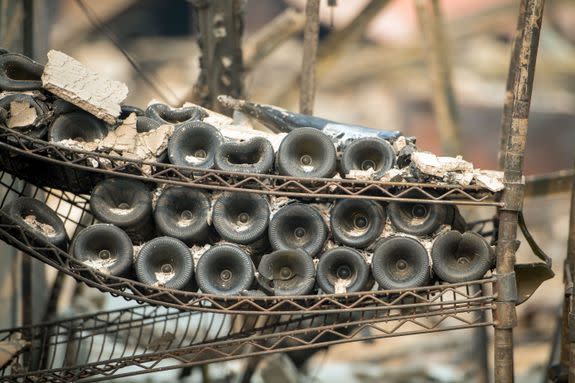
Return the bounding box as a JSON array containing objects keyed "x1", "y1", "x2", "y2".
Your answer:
[
  {"x1": 42, "y1": 50, "x2": 128, "y2": 124},
  {"x1": 379, "y1": 168, "x2": 404, "y2": 182},
  {"x1": 138, "y1": 124, "x2": 173, "y2": 157},
  {"x1": 412, "y1": 151, "x2": 473, "y2": 178},
  {"x1": 99, "y1": 113, "x2": 137, "y2": 153},
  {"x1": 7, "y1": 101, "x2": 37, "y2": 128},
  {"x1": 474, "y1": 170, "x2": 505, "y2": 192}
]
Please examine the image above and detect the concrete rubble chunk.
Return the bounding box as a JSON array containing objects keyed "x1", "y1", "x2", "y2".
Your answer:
[
  {"x1": 99, "y1": 113, "x2": 137, "y2": 152},
  {"x1": 412, "y1": 151, "x2": 473, "y2": 178},
  {"x1": 98, "y1": 113, "x2": 172, "y2": 165},
  {"x1": 473, "y1": 170, "x2": 505, "y2": 192},
  {"x1": 42, "y1": 50, "x2": 128, "y2": 124},
  {"x1": 8, "y1": 101, "x2": 37, "y2": 128},
  {"x1": 379, "y1": 168, "x2": 404, "y2": 182},
  {"x1": 138, "y1": 124, "x2": 174, "y2": 157}
]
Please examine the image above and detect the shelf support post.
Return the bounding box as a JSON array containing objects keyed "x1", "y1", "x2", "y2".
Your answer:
[{"x1": 494, "y1": 0, "x2": 545, "y2": 382}]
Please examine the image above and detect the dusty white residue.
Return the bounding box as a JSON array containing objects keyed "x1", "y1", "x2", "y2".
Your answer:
[
  {"x1": 153, "y1": 271, "x2": 175, "y2": 286},
  {"x1": 109, "y1": 207, "x2": 134, "y2": 215},
  {"x1": 346, "y1": 168, "x2": 375, "y2": 180},
  {"x1": 83, "y1": 258, "x2": 115, "y2": 273},
  {"x1": 185, "y1": 155, "x2": 206, "y2": 165},
  {"x1": 132, "y1": 245, "x2": 143, "y2": 263},
  {"x1": 190, "y1": 244, "x2": 212, "y2": 265},
  {"x1": 334, "y1": 278, "x2": 351, "y2": 294},
  {"x1": 151, "y1": 185, "x2": 165, "y2": 209},
  {"x1": 24, "y1": 215, "x2": 56, "y2": 237},
  {"x1": 301, "y1": 165, "x2": 314, "y2": 172}
]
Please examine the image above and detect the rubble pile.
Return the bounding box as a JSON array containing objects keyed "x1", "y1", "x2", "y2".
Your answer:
[{"x1": 0, "y1": 49, "x2": 501, "y2": 298}]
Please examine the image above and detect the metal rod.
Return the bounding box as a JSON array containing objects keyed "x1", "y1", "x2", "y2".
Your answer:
[
  {"x1": 498, "y1": 0, "x2": 527, "y2": 170},
  {"x1": 415, "y1": 0, "x2": 461, "y2": 156},
  {"x1": 566, "y1": 165, "x2": 575, "y2": 380},
  {"x1": 190, "y1": 0, "x2": 245, "y2": 113},
  {"x1": 494, "y1": 1, "x2": 546, "y2": 382},
  {"x1": 299, "y1": 0, "x2": 320, "y2": 115}
]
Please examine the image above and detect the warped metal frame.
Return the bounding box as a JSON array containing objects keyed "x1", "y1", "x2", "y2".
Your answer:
[
  {"x1": 0, "y1": 300, "x2": 493, "y2": 382},
  {"x1": 0, "y1": 125, "x2": 501, "y2": 206},
  {"x1": 0, "y1": 213, "x2": 496, "y2": 314}
]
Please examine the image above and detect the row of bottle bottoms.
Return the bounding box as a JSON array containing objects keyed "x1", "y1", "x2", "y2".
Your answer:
[
  {"x1": 13, "y1": 93, "x2": 405, "y2": 179},
  {"x1": 1, "y1": 178, "x2": 494, "y2": 296}
]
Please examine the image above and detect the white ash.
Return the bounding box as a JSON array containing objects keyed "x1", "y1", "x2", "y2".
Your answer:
[
  {"x1": 8, "y1": 101, "x2": 37, "y2": 128},
  {"x1": 345, "y1": 168, "x2": 375, "y2": 180},
  {"x1": 42, "y1": 50, "x2": 128, "y2": 124},
  {"x1": 184, "y1": 154, "x2": 206, "y2": 165},
  {"x1": 190, "y1": 243, "x2": 211, "y2": 265},
  {"x1": 309, "y1": 202, "x2": 332, "y2": 228},
  {"x1": 151, "y1": 185, "x2": 166, "y2": 209},
  {"x1": 269, "y1": 196, "x2": 294, "y2": 219},
  {"x1": 82, "y1": 258, "x2": 115, "y2": 274},
  {"x1": 153, "y1": 271, "x2": 175, "y2": 287},
  {"x1": 87, "y1": 157, "x2": 99, "y2": 168},
  {"x1": 109, "y1": 207, "x2": 134, "y2": 215},
  {"x1": 54, "y1": 138, "x2": 98, "y2": 152},
  {"x1": 334, "y1": 278, "x2": 351, "y2": 294},
  {"x1": 132, "y1": 245, "x2": 142, "y2": 262},
  {"x1": 24, "y1": 215, "x2": 56, "y2": 237}
]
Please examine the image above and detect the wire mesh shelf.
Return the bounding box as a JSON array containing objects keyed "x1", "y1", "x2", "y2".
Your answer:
[
  {"x1": 0, "y1": 297, "x2": 493, "y2": 382},
  {"x1": 0, "y1": 169, "x2": 496, "y2": 314},
  {"x1": 0, "y1": 125, "x2": 501, "y2": 206}
]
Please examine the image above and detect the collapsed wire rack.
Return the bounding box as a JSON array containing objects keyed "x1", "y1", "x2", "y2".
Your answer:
[{"x1": 0, "y1": 295, "x2": 493, "y2": 382}]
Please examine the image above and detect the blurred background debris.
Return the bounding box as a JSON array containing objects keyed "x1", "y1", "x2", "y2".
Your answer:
[{"x1": 1, "y1": 0, "x2": 574, "y2": 382}]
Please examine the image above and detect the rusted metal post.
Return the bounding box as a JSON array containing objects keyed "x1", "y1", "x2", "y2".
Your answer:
[
  {"x1": 560, "y1": 171, "x2": 575, "y2": 379},
  {"x1": 498, "y1": 0, "x2": 527, "y2": 170},
  {"x1": 191, "y1": 0, "x2": 245, "y2": 114},
  {"x1": 415, "y1": 0, "x2": 461, "y2": 156},
  {"x1": 299, "y1": 0, "x2": 320, "y2": 115},
  {"x1": 566, "y1": 168, "x2": 575, "y2": 382},
  {"x1": 494, "y1": 0, "x2": 545, "y2": 382}
]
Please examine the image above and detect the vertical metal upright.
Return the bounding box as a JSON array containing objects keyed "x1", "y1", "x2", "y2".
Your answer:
[
  {"x1": 495, "y1": 0, "x2": 546, "y2": 382},
  {"x1": 567, "y1": 170, "x2": 575, "y2": 382},
  {"x1": 191, "y1": 0, "x2": 245, "y2": 114},
  {"x1": 299, "y1": 0, "x2": 320, "y2": 115}
]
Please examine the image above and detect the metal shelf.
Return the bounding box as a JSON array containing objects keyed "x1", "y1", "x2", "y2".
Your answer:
[
  {"x1": 0, "y1": 125, "x2": 501, "y2": 206},
  {"x1": 0, "y1": 299, "x2": 493, "y2": 382},
  {"x1": 0, "y1": 170, "x2": 495, "y2": 314}
]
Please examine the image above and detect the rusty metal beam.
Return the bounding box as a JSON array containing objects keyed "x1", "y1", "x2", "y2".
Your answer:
[
  {"x1": 299, "y1": 0, "x2": 320, "y2": 115},
  {"x1": 565, "y1": 168, "x2": 575, "y2": 381},
  {"x1": 191, "y1": 0, "x2": 245, "y2": 114},
  {"x1": 498, "y1": 0, "x2": 527, "y2": 170},
  {"x1": 494, "y1": 0, "x2": 546, "y2": 382}
]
